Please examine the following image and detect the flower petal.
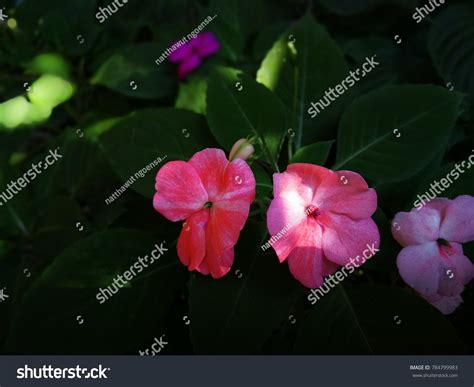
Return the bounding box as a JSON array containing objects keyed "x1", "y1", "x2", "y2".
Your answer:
[
  {"x1": 439, "y1": 195, "x2": 474, "y2": 243},
  {"x1": 438, "y1": 246, "x2": 468, "y2": 297},
  {"x1": 423, "y1": 293, "x2": 463, "y2": 315},
  {"x1": 189, "y1": 148, "x2": 228, "y2": 200},
  {"x1": 437, "y1": 263, "x2": 465, "y2": 298},
  {"x1": 425, "y1": 198, "x2": 450, "y2": 213},
  {"x1": 442, "y1": 243, "x2": 474, "y2": 285},
  {"x1": 287, "y1": 223, "x2": 328, "y2": 288},
  {"x1": 153, "y1": 161, "x2": 208, "y2": 221},
  {"x1": 168, "y1": 40, "x2": 194, "y2": 63},
  {"x1": 272, "y1": 166, "x2": 316, "y2": 207},
  {"x1": 322, "y1": 213, "x2": 380, "y2": 266},
  {"x1": 205, "y1": 247, "x2": 234, "y2": 279},
  {"x1": 322, "y1": 258, "x2": 340, "y2": 277},
  {"x1": 276, "y1": 164, "x2": 332, "y2": 206},
  {"x1": 275, "y1": 165, "x2": 377, "y2": 220},
  {"x1": 320, "y1": 170, "x2": 377, "y2": 220},
  {"x1": 266, "y1": 196, "x2": 308, "y2": 262},
  {"x1": 195, "y1": 32, "x2": 220, "y2": 58},
  {"x1": 177, "y1": 210, "x2": 209, "y2": 271},
  {"x1": 391, "y1": 207, "x2": 441, "y2": 246},
  {"x1": 195, "y1": 259, "x2": 210, "y2": 275},
  {"x1": 218, "y1": 158, "x2": 256, "y2": 203},
  {"x1": 396, "y1": 241, "x2": 441, "y2": 297},
  {"x1": 177, "y1": 54, "x2": 202, "y2": 80},
  {"x1": 205, "y1": 199, "x2": 252, "y2": 256}
]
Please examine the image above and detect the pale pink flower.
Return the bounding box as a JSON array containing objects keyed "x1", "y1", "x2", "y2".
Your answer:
[{"x1": 392, "y1": 196, "x2": 474, "y2": 314}]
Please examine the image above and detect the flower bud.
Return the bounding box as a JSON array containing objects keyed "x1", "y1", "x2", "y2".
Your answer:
[{"x1": 229, "y1": 139, "x2": 254, "y2": 161}]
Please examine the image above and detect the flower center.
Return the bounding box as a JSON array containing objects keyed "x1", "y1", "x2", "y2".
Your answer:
[
  {"x1": 437, "y1": 239, "x2": 455, "y2": 259},
  {"x1": 306, "y1": 205, "x2": 321, "y2": 218},
  {"x1": 437, "y1": 238, "x2": 450, "y2": 247},
  {"x1": 204, "y1": 201, "x2": 213, "y2": 209}
]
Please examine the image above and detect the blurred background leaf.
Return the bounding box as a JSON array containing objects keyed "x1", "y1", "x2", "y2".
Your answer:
[
  {"x1": 334, "y1": 85, "x2": 463, "y2": 182},
  {"x1": 91, "y1": 43, "x2": 176, "y2": 99},
  {"x1": 6, "y1": 229, "x2": 185, "y2": 354},
  {"x1": 294, "y1": 285, "x2": 466, "y2": 354},
  {"x1": 429, "y1": 4, "x2": 474, "y2": 108},
  {"x1": 188, "y1": 222, "x2": 302, "y2": 354},
  {"x1": 257, "y1": 13, "x2": 350, "y2": 147},
  {"x1": 206, "y1": 67, "x2": 287, "y2": 170},
  {"x1": 100, "y1": 108, "x2": 216, "y2": 198}
]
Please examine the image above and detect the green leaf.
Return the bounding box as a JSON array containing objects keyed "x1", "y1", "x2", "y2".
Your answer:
[
  {"x1": 92, "y1": 43, "x2": 176, "y2": 99},
  {"x1": 175, "y1": 76, "x2": 208, "y2": 114},
  {"x1": 84, "y1": 116, "x2": 125, "y2": 142},
  {"x1": 0, "y1": 97, "x2": 50, "y2": 130},
  {"x1": 28, "y1": 74, "x2": 75, "y2": 109},
  {"x1": 32, "y1": 196, "x2": 88, "y2": 258},
  {"x1": 7, "y1": 229, "x2": 185, "y2": 353},
  {"x1": 17, "y1": 0, "x2": 100, "y2": 56},
  {"x1": 100, "y1": 108, "x2": 217, "y2": 198},
  {"x1": 362, "y1": 209, "x2": 398, "y2": 273},
  {"x1": 428, "y1": 4, "x2": 474, "y2": 103},
  {"x1": 295, "y1": 285, "x2": 466, "y2": 354},
  {"x1": 253, "y1": 22, "x2": 289, "y2": 60},
  {"x1": 34, "y1": 130, "x2": 109, "y2": 199},
  {"x1": 343, "y1": 37, "x2": 401, "y2": 94},
  {"x1": 375, "y1": 150, "x2": 444, "y2": 211},
  {"x1": 334, "y1": 85, "x2": 463, "y2": 182},
  {"x1": 206, "y1": 67, "x2": 286, "y2": 171},
  {"x1": 319, "y1": 0, "x2": 416, "y2": 16},
  {"x1": 252, "y1": 162, "x2": 273, "y2": 200},
  {"x1": 0, "y1": 73, "x2": 75, "y2": 131},
  {"x1": 188, "y1": 222, "x2": 301, "y2": 354},
  {"x1": 291, "y1": 140, "x2": 334, "y2": 165},
  {"x1": 26, "y1": 53, "x2": 71, "y2": 79},
  {"x1": 0, "y1": 75, "x2": 74, "y2": 130},
  {"x1": 206, "y1": 0, "x2": 263, "y2": 60},
  {"x1": 257, "y1": 13, "x2": 350, "y2": 148},
  {"x1": 0, "y1": 196, "x2": 35, "y2": 239}
]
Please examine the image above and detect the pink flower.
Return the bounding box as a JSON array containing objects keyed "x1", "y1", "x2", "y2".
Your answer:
[
  {"x1": 391, "y1": 196, "x2": 474, "y2": 314},
  {"x1": 153, "y1": 148, "x2": 255, "y2": 278},
  {"x1": 266, "y1": 164, "x2": 380, "y2": 288},
  {"x1": 168, "y1": 32, "x2": 220, "y2": 80}
]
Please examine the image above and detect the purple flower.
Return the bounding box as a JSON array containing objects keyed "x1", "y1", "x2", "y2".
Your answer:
[{"x1": 169, "y1": 32, "x2": 220, "y2": 80}]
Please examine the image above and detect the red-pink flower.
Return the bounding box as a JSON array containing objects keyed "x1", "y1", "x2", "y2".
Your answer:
[
  {"x1": 153, "y1": 148, "x2": 255, "y2": 278},
  {"x1": 266, "y1": 164, "x2": 380, "y2": 288},
  {"x1": 169, "y1": 32, "x2": 220, "y2": 80},
  {"x1": 392, "y1": 196, "x2": 474, "y2": 314}
]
